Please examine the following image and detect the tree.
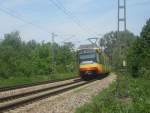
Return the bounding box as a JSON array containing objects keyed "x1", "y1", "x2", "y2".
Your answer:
[
  {"x1": 127, "y1": 19, "x2": 150, "y2": 78},
  {"x1": 0, "y1": 31, "x2": 23, "y2": 78},
  {"x1": 0, "y1": 31, "x2": 77, "y2": 78},
  {"x1": 99, "y1": 31, "x2": 136, "y2": 69}
]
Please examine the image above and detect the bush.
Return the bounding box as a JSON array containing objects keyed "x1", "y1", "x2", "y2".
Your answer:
[
  {"x1": 0, "y1": 32, "x2": 77, "y2": 79},
  {"x1": 75, "y1": 76, "x2": 150, "y2": 113},
  {"x1": 127, "y1": 19, "x2": 150, "y2": 78}
]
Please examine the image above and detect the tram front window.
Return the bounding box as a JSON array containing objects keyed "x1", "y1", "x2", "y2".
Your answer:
[{"x1": 79, "y1": 53, "x2": 96, "y2": 64}]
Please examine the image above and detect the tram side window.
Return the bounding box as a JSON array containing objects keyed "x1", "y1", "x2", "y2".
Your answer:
[
  {"x1": 97, "y1": 52, "x2": 100, "y2": 63},
  {"x1": 99, "y1": 53, "x2": 104, "y2": 64},
  {"x1": 99, "y1": 53, "x2": 101, "y2": 64},
  {"x1": 103, "y1": 54, "x2": 106, "y2": 65}
]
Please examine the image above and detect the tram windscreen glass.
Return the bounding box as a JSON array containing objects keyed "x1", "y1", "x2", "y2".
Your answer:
[{"x1": 79, "y1": 50, "x2": 96, "y2": 63}]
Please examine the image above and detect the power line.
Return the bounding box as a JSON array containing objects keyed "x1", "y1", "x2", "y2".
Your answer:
[
  {"x1": 0, "y1": 6, "x2": 79, "y2": 42},
  {"x1": 0, "y1": 5, "x2": 92, "y2": 44},
  {"x1": 0, "y1": 7, "x2": 51, "y2": 35},
  {"x1": 55, "y1": 0, "x2": 91, "y2": 31},
  {"x1": 48, "y1": 0, "x2": 91, "y2": 34}
]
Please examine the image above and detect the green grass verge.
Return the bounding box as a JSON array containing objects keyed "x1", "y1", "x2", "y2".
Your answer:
[
  {"x1": 75, "y1": 75, "x2": 150, "y2": 113},
  {"x1": 0, "y1": 72, "x2": 77, "y2": 87}
]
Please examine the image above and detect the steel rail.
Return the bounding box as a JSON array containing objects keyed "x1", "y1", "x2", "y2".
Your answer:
[
  {"x1": 0, "y1": 76, "x2": 79, "y2": 92},
  {"x1": 0, "y1": 80, "x2": 95, "y2": 111},
  {"x1": 0, "y1": 78, "x2": 82, "y2": 102}
]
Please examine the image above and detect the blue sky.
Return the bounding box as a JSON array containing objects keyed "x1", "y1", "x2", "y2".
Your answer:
[{"x1": 0, "y1": 0, "x2": 150, "y2": 45}]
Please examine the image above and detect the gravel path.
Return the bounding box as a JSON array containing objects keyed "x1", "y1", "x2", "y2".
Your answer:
[{"x1": 4, "y1": 73, "x2": 116, "y2": 113}]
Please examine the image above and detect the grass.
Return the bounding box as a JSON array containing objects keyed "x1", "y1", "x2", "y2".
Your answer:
[
  {"x1": 75, "y1": 74, "x2": 150, "y2": 113},
  {"x1": 0, "y1": 72, "x2": 77, "y2": 87}
]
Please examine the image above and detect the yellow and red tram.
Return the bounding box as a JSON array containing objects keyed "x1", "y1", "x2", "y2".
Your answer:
[{"x1": 77, "y1": 45, "x2": 110, "y2": 79}]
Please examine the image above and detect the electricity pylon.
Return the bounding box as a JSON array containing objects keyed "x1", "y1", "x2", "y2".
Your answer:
[
  {"x1": 51, "y1": 33, "x2": 57, "y2": 74},
  {"x1": 118, "y1": 0, "x2": 126, "y2": 32},
  {"x1": 116, "y1": 0, "x2": 128, "y2": 98}
]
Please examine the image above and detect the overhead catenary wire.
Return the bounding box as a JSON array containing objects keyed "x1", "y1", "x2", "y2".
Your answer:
[
  {"x1": 48, "y1": 0, "x2": 92, "y2": 35},
  {"x1": 0, "y1": 0, "x2": 96, "y2": 42},
  {"x1": 0, "y1": 6, "x2": 88, "y2": 44},
  {"x1": 55, "y1": 0, "x2": 92, "y2": 32},
  {"x1": 0, "y1": 7, "x2": 51, "y2": 35}
]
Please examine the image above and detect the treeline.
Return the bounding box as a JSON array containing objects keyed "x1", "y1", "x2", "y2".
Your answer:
[
  {"x1": 100, "y1": 18, "x2": 150, "y2": 78},
  {"x1": 0, "y1": 31, "x2": 76, "y2": 78},
  {"x1": 127, "y1": 19, "x2": 150, "y2": 78},
  {"x1": 76, "y1": 18, "x2": 150, "y2": 113},
  {"x1": 99, "y1": 31, "x2": 136, "y2": 69},
  {"x1": 0, "y1": 19, "x2": 149, "y2": 79}
]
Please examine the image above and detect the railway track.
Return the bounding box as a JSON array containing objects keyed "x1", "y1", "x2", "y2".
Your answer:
[
  {"x1": 0, "y1": 76, "x2": 79, "y2": 92},
  {"x1": 0, "y1": 77, "x2": 95, "y2": 112}
]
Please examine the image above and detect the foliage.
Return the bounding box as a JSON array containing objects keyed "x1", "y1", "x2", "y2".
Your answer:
[
  {"x1": 127, "y1": 19, "x2": 150, "y2": 78},
  {"x1": 75, "y1": 76, "x2": 150, "y2": 113},
  {"x1": 99, "y1": 31, "x2": 136, "y2": 69},
  {"x1": 0, "y1": 31, "x2": 77, "y2": 80},
  {"x1": 76, "y1": 22, "x2": 150, "y2": 112},
  {"x1": 0, "y1": 72, "x2": 76, "y2": 87}
]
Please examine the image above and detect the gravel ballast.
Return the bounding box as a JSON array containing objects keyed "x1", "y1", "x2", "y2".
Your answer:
[
  {"x1": 4, "y1": 73, "x2": 116, "y2": 113},
  {"x1": 0, "y1": 78, "x2": 80, "y2": 98}
]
